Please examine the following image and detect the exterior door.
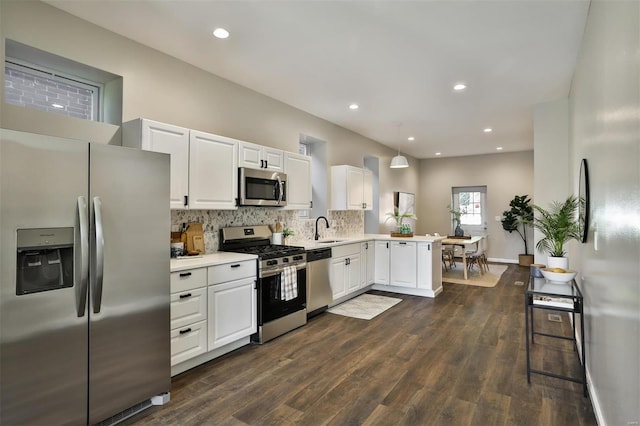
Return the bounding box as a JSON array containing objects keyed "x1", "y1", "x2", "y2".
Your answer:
[
  {"x1": 88, "y1": 144, "x2": 170, "y2": 424},
  {"x1": 0, "y1": 130, "x2": 89, "y2": 425}
]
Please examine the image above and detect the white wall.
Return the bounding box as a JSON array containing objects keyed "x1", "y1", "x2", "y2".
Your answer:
[
  {"x1": 568, "y1": 1, "x2": 640, "y2": 424},
  {"x1": 533, "y1": 98, "x2": 571, "y2": 263},
  {"x1": 417, "y1": 151, "x2": 534, "y2": 262},
  {"x1": 0, "y1": 1, "x2": 419, "y2": 234}
]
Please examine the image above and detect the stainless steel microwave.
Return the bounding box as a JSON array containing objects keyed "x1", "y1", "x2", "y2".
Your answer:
[{"x1": 238, "y1": 167, "x2": 287, "y2": 207}]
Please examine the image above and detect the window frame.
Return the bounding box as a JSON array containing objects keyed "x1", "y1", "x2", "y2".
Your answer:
[
  {"x1": 5, "y1": 57, "x2": 103, "y2": 121},
  {"x1": 452, "y1": 186, "x2": 487, "y2": 234}
]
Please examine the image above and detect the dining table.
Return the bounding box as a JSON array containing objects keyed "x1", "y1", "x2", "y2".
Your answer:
[{"x1": 441, "y1": 235, "x2": 484, "y2": 280}]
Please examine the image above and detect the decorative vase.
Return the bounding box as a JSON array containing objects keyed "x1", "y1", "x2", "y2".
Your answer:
[
  {"x1": 454, "y1": 223, "x2": 464, "y2": 237},
  {"x1": 547, "y1": 256, "x2": 569, "y2": 270}
]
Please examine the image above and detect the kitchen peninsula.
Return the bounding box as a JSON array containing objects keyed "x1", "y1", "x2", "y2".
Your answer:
[{"x1": 298, "y1": 234, "x2": 444, "y2": 303}]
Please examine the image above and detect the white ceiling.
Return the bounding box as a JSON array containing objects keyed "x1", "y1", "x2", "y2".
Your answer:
[{"x1": 46, "y1": 0, "x2": 590, "y2": 159}]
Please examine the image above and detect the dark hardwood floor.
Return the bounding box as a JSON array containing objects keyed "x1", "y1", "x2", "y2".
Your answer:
[{"x1": 124, "y1": 264, "x2": 597, "y2": 425}]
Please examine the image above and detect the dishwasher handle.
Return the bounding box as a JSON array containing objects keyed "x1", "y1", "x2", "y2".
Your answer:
[{"x1": 306, "y1": 247, "x2": 332, "y2": 262}]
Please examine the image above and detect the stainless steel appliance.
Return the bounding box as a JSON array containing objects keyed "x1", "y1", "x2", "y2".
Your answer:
[
  {"x1": 220, "y1": 225, "x2": 306, "y2": 343},
  {"x1": 0, "y1": 129, "x2": 171, "y2": 425},
  {"x1": 238, "y1": 167, "x2": 287, "y2": 207},
  {"x1": 306, "y1": 247, "x2": 333, "y2": 318}
]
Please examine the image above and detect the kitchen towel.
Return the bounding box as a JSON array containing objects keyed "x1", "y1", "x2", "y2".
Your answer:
[{"x1": 281, "y1": 265, "x2": 298, "y2": 301}]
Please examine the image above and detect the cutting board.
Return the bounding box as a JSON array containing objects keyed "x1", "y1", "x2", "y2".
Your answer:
[{"x1": 185, "y1": 222, "x2": 205, "y2": 255}]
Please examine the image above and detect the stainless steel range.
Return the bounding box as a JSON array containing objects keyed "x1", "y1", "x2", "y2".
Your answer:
[{"x1": 220, "y1": 225, "x2": 307, "y2": 343}]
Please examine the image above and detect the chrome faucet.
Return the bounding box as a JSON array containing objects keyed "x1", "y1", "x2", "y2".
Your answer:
[{"x1": 314, "y1": 216, "x2": 329, "y2": 240}]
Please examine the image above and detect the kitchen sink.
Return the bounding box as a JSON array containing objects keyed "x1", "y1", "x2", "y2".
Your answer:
[{"x1": 317, "y1": 239, "x2": 345, "y2": 244}]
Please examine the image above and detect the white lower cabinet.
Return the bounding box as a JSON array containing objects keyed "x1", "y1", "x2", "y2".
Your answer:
[
  {"x1": 417, "y1": 241, "x2": 443, "y2": 294},
  {"x1": 170, "y1": 267, "x2": 208, "y2": 366},
  {"x1": 360, "y1": 241, "x2": 375, "y2": 287},
  {"x1": 389, "y1": 242, "x2": 417, "y2": 288},
  {"x1": 170, "y1": 259, "x2": 257, "y2": 373},
  {"x1": 170, "y1": 287, "x2": 207, "y2": 330},
  {"x1": 374, "y1": 241, "x2": 390, "y2": 285},
  {"x1": 330, "y1": 243, "x2": 361, "y2": 300},
  {"x1": 170, "y1": 320, "x2": 207, "y2": 366},
  {"x1": 208, "y1": 276, "x2": 257, "y2": 351}
]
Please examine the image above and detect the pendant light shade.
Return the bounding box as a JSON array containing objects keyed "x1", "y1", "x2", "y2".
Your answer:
[{"x1": 390, "y1": 154, "x2": 409, "y2": 168}]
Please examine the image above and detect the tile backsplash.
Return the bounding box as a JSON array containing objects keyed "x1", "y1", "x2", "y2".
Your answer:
[{"x1": 171, "y1": 209, "x2": 364, "y2": 253}]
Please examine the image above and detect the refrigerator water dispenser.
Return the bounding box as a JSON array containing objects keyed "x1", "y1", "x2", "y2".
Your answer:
[{"x1": 16, "y1": 228, "x2": 74, "y2": 295}]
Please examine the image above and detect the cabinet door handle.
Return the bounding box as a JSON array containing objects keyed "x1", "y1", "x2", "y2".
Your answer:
[
  {"x1": 179, "y1": 272, "x2": 192, "y2": 277},
  {"x1": 265, "y1": 160, "x2": 268, "y2": 168},
  {"x1": 179, "y1": 328, "x2": 192, "y2": 335},
  {"x1": 428, "y1": 244, "x2": 431, "y2": 251},
  {"x1": 400, "y1": 242, "x2": 407, "y2": 245},
  {"x1": 230, "y1": 264, "x2": 241, "y2": 268},
  {"x1": 260, "y1": 159, "x2": 264, "y2": 168},
  {"x1": 184, "y1": 195, "x2": 188, "y2": 206},
  {"x1": 179, "y1": 293, "x2": 192, "y2": 299},
  {"x1": 365, "y1": 242, "x2": 368, "y2": 250},
  {"x1": 386, "y1": 242, "x2": 389, "y2": 249}
]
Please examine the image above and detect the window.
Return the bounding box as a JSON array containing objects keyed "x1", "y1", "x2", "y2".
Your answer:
[
  {"x1": 4, "y1": 39, "x2": 123, "y2": 125},
  {"x1": 452, "y1": 186, "x2": 487, "y2": 233},
  {"x1": 5, "y1": 59, "x2": 101, "y2": 121}
]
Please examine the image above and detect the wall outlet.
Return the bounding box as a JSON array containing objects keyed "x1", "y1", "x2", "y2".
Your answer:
[{"x1": 494, "y1": 215, "x2": 502, "y2": 222}]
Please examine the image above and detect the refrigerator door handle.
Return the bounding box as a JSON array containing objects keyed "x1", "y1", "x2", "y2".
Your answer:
[
  {"x1": 77, "y1": 196, "x2": 89, "y2": 317},
  {"x1": 92, "y1": 196, "x2": 105, "y2": 313}
]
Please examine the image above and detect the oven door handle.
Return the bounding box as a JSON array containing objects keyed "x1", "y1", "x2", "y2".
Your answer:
[{"x1": 261, "y1": 262, "x2": 306, "y2": 278}]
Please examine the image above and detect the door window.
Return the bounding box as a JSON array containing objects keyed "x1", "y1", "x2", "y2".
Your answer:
[{"x1": 452, "y1": 186, "x2": 487, "y2": 235}]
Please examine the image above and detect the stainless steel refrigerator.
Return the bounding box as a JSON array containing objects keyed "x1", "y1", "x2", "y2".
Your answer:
[{"x1": 0, "y1": 128, "x2": 171, "y2": 425}]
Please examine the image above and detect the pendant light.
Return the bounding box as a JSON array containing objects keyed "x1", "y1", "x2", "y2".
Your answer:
[{"x1": 390, "y1": 123, "x2": 409, "y2": 169}]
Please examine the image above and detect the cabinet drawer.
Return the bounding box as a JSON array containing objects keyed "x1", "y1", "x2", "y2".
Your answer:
[
  {"x1": 171, "y1": 287, "x2": 207, "y2": 330},
  {"x1": 208, "y1": 260, "x2": 256, "y2": 285},
  {"x1": 171, "y1": 268, "x2": 207, "y2": 293},
  {"x1": 332, "y1": 243, "x2": 361, "y2": 258},
  {"x1": 170, "y1": 320, "x2": 207, "y2": 366}
]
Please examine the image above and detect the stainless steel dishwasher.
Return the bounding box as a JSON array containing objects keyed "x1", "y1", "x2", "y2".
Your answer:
[{"x1": 306, "y1": 247, "x2": 332, "y2": 318}]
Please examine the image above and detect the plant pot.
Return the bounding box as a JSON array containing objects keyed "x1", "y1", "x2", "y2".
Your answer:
[
  {"x1": 518, "y1": 254, "x2": 534, "y2": 267},
  {"x1": 454, "y1": 224, "x2": 464, "y2": 237},
  {"x1": 547, "y1": 256, "x2": 569, "y2": 270}
]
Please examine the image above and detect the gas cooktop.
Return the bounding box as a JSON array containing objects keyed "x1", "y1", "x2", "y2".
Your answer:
[{"x1": 219, "y1": 225, "x2": 305, "y2": 260}]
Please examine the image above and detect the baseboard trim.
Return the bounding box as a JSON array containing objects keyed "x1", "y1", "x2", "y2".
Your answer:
[
  {"x1": 488, "y1": 257, "x2": 518, "y2": 264},
  {"x1": 570, "y1": 314, "x2": 605, "y2": 426}
]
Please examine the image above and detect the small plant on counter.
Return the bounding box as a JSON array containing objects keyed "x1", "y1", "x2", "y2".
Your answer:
[{"x1": 282, "y1": 228, "x2": 295, "y2": 240}]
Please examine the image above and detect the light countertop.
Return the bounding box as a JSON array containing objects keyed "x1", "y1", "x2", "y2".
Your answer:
[
  {"x1": 170, "y1": 252, "x2": 257, "y2": 272},
  {"x1": 293, "y1": 234, "x2": 446, "y2": 250}
]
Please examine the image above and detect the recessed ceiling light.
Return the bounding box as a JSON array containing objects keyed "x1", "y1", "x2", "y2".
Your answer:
[
  {"x1": 496, "y1": 147, "x2": 503, "y2": 151},
  {"x1": 484, "y1": 128, "x2": 493, "y2": 133},
  {"x1": 453, "y1": 83, "x2": 467, "y2": 91},
  {"x1": 407, "y1": 136, "x2": 415, "y2": 141},
  {"x1": 213, "y1": 28, "x2": 230, "y2": 39},
  {"x1": 349, "y1": 103, "x2": 359, "y2": 110},
  {"x1": 435, "y1": 152, "x2": 442, "y2": 156},
  {"x1": 51, "y1": 103, "x2": 64, "y2": 109}
]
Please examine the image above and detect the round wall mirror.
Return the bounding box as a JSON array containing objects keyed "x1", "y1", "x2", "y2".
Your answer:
[{"x1": 578, "y1": 158, "x2": 590, "y2": 243}]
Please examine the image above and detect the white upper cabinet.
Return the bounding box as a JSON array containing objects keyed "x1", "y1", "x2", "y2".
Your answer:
[
  {"x1": 123, "y1": 119, "x2": 190, "y2": 209},
  {"x1": 330, "y1": 165, "x2": 373, "y2": 210},
  {"x1": 284, "y1": 152, "x2": 312, "y2": 210},
  {"x1": 123, "y1": 119, "x2": 238, "y2": 210},
  {"x1": 189, "y1": 130, "x2": 238, "y2": 210},
  {"x1": 238, "y1": 141, "x2": 284, "y2": 171},
  {"x1": 362, "y1": 168, "x2": 373, "y2": 210}
]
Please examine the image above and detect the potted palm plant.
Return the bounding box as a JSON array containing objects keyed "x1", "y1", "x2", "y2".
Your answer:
[
  {"x1": 532, "y1": 195, "x2": 581, "y2": 269},
  {"x1": 386, "y1": 207, "x2": 417, "y2": 236},
  {"x1": 501, "y1": 195, "x2": 534, "y2": 266}
]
